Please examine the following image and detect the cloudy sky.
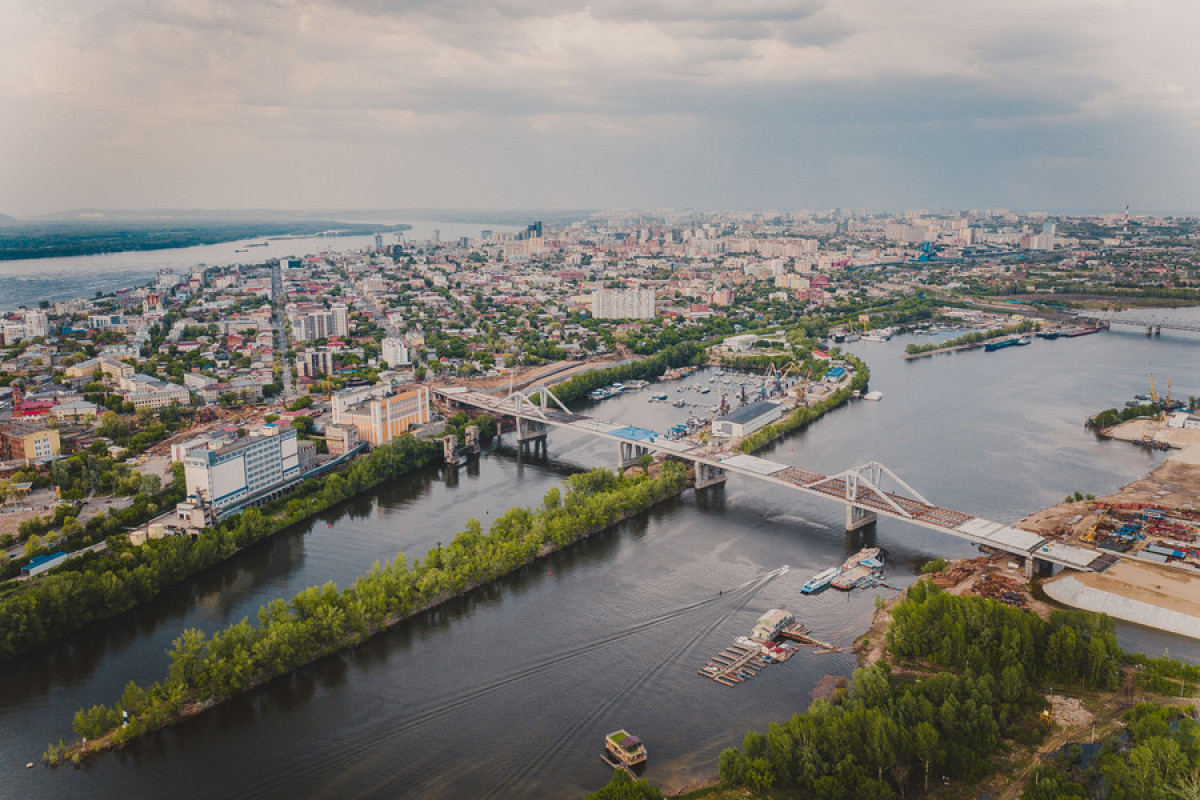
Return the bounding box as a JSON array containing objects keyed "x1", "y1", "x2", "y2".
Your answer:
[{"x1": 2, "y1": 0, "x2": 1198, "y2": 216}]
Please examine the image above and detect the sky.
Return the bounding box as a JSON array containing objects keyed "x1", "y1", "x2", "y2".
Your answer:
[{"x1": 2, "y1": 0, "x2": 1198, "y2": 217}]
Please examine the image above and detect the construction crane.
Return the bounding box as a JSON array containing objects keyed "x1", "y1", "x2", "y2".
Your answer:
[
  {"x1": 1150, "y1": 373, "x2": 1160, "y2": 405},
  {"x1": 1082, "y1": 505, "x2": 1111, "y2": 544}
]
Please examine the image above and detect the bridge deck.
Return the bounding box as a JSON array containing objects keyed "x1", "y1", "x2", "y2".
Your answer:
[{"x1": 436, "y1": 388, "x2": 1108, "y2": 572}]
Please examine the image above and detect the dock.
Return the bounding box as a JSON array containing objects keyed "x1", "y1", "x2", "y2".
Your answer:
[
  {"x1": 698, "y1": 641, "x2": 768, "y2": 686},
  {"x1": 777, "y1": 623, "x2": 840, "y2": 652}
]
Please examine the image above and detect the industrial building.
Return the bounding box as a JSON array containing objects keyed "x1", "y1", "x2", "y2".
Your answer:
[
  {"x1": 332, "y1": 384, "x2": 430, "y2": 447},
  {"x1": 181, "y1": 424, "x2": 300, "y2": 513},
  {"x1": 711, "y1": 400, "x2": 782, "y2": 438}
]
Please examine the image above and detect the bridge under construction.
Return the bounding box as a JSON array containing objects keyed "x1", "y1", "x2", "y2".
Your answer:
[{"x1": 434, "y1": 384, "x2": 1113, "y2": 578}]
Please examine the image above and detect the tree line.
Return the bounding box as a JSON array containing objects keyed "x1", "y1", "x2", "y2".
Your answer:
[
  {"x1": 0, "y1": 436, "x2": 439, "y2": 662},
  {"x1": 48, "y1": 462, "x2": 691, "y2": 762},
  {"x1": 904, "y1": 321, "x2": 1034, "y2": 355},
  {"x1": 549, "y1": 342, "x2": 705, "y2": 406}
]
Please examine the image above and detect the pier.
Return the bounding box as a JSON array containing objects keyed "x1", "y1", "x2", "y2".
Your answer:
[{"x1": 434, "y1": 384, "x2": 1110, "y2": 575}]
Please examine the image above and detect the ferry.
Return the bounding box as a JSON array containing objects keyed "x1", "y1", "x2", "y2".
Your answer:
[
  {"x1": 604, "y1": 730, "x2": 647, "y2": 767},
  {"x1": 801, "y1": 566, "x2": 840, "y2": 594},
  {"x1": 983, "y1": 336, "x2": 1031, "y2": 352}
]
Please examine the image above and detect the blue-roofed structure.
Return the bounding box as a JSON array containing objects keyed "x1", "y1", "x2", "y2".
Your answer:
[
  {"x1": 610, "y1": 426, "x2": 658, "y2": 442},
  {"x1": 21, "y1": 552, "x2": 70, "y2": 577}
]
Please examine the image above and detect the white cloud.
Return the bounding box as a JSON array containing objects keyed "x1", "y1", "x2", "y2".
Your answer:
[{"x1": 0, "y1": 0, "x2": 1197, "y2": 213}]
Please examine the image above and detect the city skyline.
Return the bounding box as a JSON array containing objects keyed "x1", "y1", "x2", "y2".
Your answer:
[{"x1": 2, "y1": 0, "x2": 1198, "y2": 217}]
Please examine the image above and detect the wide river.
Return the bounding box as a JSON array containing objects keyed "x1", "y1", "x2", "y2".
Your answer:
[
  {"x1": 3, "y1": 310, "x2": 1199, "y2": 799},
  {"x1": 0, "y1": 220, "x2": 516, "y2": 311}
]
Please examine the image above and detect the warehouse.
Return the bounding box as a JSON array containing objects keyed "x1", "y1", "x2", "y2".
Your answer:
[{"x1": 711, "y1": 400, "x2": 782, "y2": 438}]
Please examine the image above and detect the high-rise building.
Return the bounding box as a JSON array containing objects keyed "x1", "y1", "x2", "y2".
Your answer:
[
  {"x1": 381, "y1": 337, "x2": 410, "y2": 367},
  {"x1": 590, "y1": 288, "x2": 656, "y2": 320},
  {"x1": 181, "y1": 425, "x2": 300, "y2": 514},
  {"x1": 22, "y1": 309, "x2": 49, "y2": 339},
  {"x1": 296, "y1": 348, "x2": 335, "y2": 378},
  {"x1": 331, "y1": 304, "x2": 350, "y2": 338}
]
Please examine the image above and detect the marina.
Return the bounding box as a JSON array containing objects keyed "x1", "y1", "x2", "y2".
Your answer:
[
  {"x1": 698, "y1": 609, "x2": 832, "y2": 687},
  {"x1": 802, "y1": 547, "x2": 886, "y2": 593}
]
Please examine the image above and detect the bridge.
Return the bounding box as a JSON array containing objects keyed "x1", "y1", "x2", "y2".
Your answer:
[
  {"x1": 1082, "y1": 315, "x2": 1200, "y2": 336},
  {"x1": 434, "y1": 384, "x2": 1113, "y2": 577}
]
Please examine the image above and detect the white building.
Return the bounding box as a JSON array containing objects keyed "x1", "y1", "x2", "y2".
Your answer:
[
  {"x1": 711, "y1": 400, "x2": 782, "y2": 438},
  {"x1": 182, "y1": 425, "x2": 300, "y2": 514},
  {"x1": 23, "y1": 309, "x2": 49, "y2": 339},
  {"x1": 590, "y1": 288, "x2": 656, "y2": 320},
  {"x1": 331, "y1": 304, "x2": 350, "y2": 338},
  {"x1": 381, "y1": 337, "x2": 410, "y2": 367}
]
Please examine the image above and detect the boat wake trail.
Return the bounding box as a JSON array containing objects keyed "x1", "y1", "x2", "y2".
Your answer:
[
  {"x1": 475, "y1": 565, "x2": 789, "y2": 800},
  {"x1": 246, "y1": 566, "x2": 790, "y2": 799}
]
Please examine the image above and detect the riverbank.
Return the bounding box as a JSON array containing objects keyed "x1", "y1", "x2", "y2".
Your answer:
[
  {"x1": 1015, "y1": 425, "x2": 1200, "y2": 639},
  {"x1": 738, "y1": 354, "x2": 869, "y2": 453},
  {"x1": 0, "y1": 437, "x2": 439, "y2": 663},
  {"x1": 47, "y1": 463, "x2": 692, "y2": 764}
]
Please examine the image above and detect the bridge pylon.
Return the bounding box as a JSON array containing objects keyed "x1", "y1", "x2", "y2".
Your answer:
[{"x1": 694, "y1": 461, "x2": 726, "y2": 489}]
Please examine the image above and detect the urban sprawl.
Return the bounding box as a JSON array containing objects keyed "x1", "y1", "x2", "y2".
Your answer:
[{"x1": 1, "y1": 208, "x2": 1197, "y2": 577}]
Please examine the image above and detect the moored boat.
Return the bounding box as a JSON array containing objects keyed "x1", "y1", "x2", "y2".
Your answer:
[{"x1": 604, "y1": 730, "x2": 647, "y2": 767}]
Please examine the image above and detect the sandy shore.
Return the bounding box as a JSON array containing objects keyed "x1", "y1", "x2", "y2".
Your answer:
[{"x1": 1021, "y1": 422, "x2": 1200, "y2": 638}]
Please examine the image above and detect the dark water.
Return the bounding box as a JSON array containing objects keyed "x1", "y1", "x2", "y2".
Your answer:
[{"x1": 3, "y1": 318, "x2": 1200, "y2": 798}]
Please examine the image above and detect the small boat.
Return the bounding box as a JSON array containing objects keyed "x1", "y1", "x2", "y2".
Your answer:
[
  {"x1": 863, "y1": 391, "x2": 883, "y2": 401},
  {"x1": 801, "y1": 566, "x2": 840, "y2": 594}
]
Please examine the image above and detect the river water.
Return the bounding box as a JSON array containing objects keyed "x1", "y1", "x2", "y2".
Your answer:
[
  {"x1": 0, "y1": 221, "x2": 517, "y2": 310},
  {"x1": 2, "y1": 315, "x2": 1200, "y2": 798}
]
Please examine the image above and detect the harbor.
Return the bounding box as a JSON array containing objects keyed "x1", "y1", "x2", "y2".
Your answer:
[
  {"x1": 801, "y1": 547, "x2": 889, "y2": 593},
  {"x1": 698, "y1": 609, "x2": 835, "y2": 687}
]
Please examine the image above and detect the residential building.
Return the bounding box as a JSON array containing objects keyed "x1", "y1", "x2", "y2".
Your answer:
[
  {"x1": 381, "y1": 337, "x2": 410, "y2": 367},
  {"x1": 590, "y1": 287, "x2": 656, "y2": 320},
  {"x1": 0, "y1": 421, "x2": 61, "y2": 462}
]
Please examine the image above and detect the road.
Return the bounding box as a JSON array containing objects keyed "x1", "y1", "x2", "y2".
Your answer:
[{"x1": 271, "y1": 260, "x2": 296, "y2": 403}]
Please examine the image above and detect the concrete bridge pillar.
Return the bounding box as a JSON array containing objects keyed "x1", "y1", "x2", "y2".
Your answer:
[
  {"x1": 442, "y1": 434, "x2": 458, "y2": 464},
  {"x1": 618, "y1": 441, "x2": 651, "y2": 470},
  {"x1": 1025, "y1": 557, "x2": 1035, "y2": 581},
  {"x1": 694, "y1": 461, "x2": 727, "y2": 489},
  {"x1": 845, "y1": 505, "x2": 877, "y2": 532},
  {"x1": 517, "y1": 418, "x2": 547, "y2": 445}
]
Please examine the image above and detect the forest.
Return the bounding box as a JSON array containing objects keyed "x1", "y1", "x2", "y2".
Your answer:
[
  {"x1": 0, "y1": 220, "x2": 411, "y2": 260},
  {"x1": 49, "y1": 462, "x2": 691, "y2": 761},
  {"x1": 0, "y1": 436, "x2": 438, "y2": 661}
]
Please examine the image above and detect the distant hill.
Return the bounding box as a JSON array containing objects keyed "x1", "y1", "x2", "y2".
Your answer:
[{"x1": 0, "y1": 213, "x2": 20, "y2": 227}]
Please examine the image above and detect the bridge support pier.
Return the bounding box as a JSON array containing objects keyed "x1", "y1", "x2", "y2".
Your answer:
[
  {"x1": 517, "y1": 418, "x2": 547, "y2": 445},
  {"x1": 442, "y1": 434, "x2": 458, "y2": 465},
  {"x1": 845, "y1": 505, "x2": 877, "y2": 532},
  {"x1": 694, "y1": 461, "x2": 726, "y2": 490},
  {"x1": 618, "y1": 441, "x2": 651, "y2": 470}
]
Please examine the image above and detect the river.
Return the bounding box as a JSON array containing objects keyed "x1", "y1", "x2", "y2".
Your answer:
[
  {"x1": 2, "y1": 314, "x2": 1199, "y2": 798},
  {"x1": 0, "y1": 220, "x2": 518, "y2": 311}
]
